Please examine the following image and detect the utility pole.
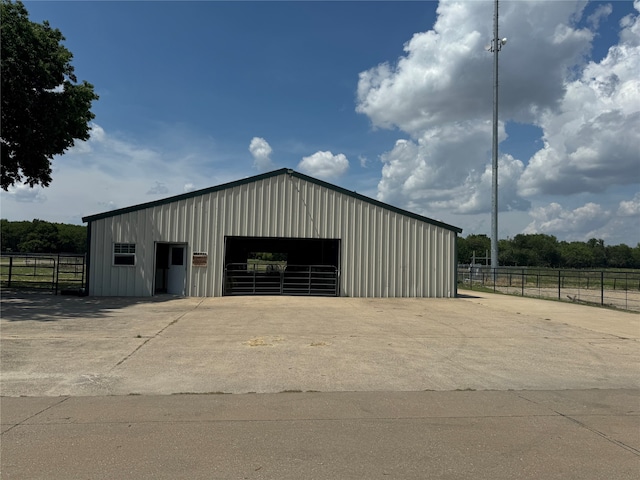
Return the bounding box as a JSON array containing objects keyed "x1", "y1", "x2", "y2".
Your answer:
[{"x1": 489, "y1": 0, "x2": 506, "y2": 270}]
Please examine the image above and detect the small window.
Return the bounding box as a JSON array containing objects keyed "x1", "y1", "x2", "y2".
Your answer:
[
  {"x1": 171, "y1": 247, "x2": 184, "y2": 266},
  {"x1": 114, "y1": 243, "x2": 136, "y2": 266}
]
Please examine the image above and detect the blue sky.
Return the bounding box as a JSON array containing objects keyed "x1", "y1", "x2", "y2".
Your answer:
[{"x1": 3, "y1": 1, "x2": 639, "y2": 246}]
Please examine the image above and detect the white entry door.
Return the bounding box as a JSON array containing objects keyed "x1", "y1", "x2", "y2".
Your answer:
[{"x1": 167, "y1": 245, "x2": 186, "y2": 295}]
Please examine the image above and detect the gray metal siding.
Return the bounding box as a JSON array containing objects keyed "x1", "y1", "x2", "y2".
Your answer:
[{"x1": 88, "y1": 172, "x2": 457, "y2": 297}]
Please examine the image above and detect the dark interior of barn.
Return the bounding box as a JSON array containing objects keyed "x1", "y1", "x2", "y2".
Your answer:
[{"x1": 223, "y1": 236, "x2": 341, "y2": 296}]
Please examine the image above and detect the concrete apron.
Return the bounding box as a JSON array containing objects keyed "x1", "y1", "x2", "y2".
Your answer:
[{"x1": 1, "y1": 290, "x2": 638, "y2": 396}]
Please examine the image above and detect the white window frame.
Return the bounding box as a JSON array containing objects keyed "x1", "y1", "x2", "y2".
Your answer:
[{"x1": 113, "y1": 243, "x2": 136, "y2": 266}]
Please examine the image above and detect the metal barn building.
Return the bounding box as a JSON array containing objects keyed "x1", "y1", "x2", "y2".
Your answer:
[{"x1": 82, "y1": 169, "x2": 462, "y2": 298}]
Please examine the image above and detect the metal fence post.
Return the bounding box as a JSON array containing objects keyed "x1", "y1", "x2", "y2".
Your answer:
[
  {"x1": 558, "y1": 270, "x2": 561, "y2": 300},
  {"x1": 8, "y1": 256, "x2": 13, "y2": 287},
  {"x1": 493, "y1": 268, "x2": 496, "y2": 292},
  {"x1": 52, "y1": 256, "x2": 58, "y2": 294},
  {"x1": 601, "y1": 271, "x2": 604, "y2": 306},
  {"x1": 625, "y1": 272, "x2": 629, "y2": 310},
  {"x1": 280, "y1": 269, "x2": 284, "y2": 295},
  {"x1": 521, "y1": 268, "x2": 525, "y2": 297}
]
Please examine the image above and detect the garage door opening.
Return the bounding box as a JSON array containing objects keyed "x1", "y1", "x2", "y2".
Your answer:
[{"x1": 223, "y1": 236, "x2": 340, "y2": 296}]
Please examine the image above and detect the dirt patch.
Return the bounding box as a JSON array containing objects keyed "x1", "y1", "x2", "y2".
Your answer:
[{"x1": 245, "y1": 336, "x2": 284, "y2": 347}]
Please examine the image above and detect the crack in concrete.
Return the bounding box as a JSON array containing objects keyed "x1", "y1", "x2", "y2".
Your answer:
[
  {"x1": 516, "y1": 392, "x2": 640, "y2": 457},
  {"x1": 553, "y1": 410, "x2": 640, "y2": 456},
  {"x1": 109, "y1": 298, "x2": 205, "y2": 371},
  {"x1": 1, "y1": 396, "x2": 70, "y2": 435}
]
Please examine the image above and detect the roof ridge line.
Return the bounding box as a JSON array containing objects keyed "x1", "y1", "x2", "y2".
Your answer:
[{"x1": 82, "y1": 168, "x2": 462, "y2": 234}]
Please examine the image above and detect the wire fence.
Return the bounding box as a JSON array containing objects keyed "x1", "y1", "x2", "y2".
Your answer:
[
  {"x1": 0, "y1": 253, "x2": 86, "y2": 295},
  {"x1": 458, "y1": 266, "x2": 640, "y2": 312}
]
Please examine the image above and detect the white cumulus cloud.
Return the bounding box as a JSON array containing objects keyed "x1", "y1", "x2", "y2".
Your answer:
[
  {"x1": 518, "y1": 4, "x2": 640, "y2": 196},
  {"x1": 452, "y1": 154, "x2": 530, "y2": 215},
  {"x1": 147, "y1": 181, "x2": 169, "y2": 195},
  {"x1": 5, "y1": 184, "x2": 47, "y2": 204},
  {"x1": 298, "y1": 151, "x2": 349, "y2": 179},
  {"x1": 587, "y1": 3, "x2": 613, "y2": 30},
  {"x1": 524, "y1": 202, "x2": 610, "y2": 238},
  {"x1": 376, "y1": 120, "x2": 527, "y2": 212},
  {"x1": 524, "y1": 192, "x2": 640, "y2": 244},
  {"x1": 356, "y1": 0, "x2": 598, "y2": 216},
  {"x1": 249, "y1": 137, "x2": 273, "y2": 171},
  {"x1": 617, "y1": 192, "x2": 640, "y2": 217},
  {"x1": 356, "y1": 0, "x2": 593, "y2": 135},
  {"x1": 355, "y1": 0, "x2": 640, "y2": 246}
]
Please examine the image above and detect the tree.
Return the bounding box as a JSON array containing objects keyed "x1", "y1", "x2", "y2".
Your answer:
[
  {"x1": 56, "y1": 223, "x2": 86, "y2": 253},
  {"x1": 457, "y1": 234, "x2": 494, "y2": 264},
  {"x1": 1, "y1": 219, "x2": 87, "y2": 253},
  {"x1": 0, "y1": 219, "x2": 31, "y2": 251},
  {"x1": 498, "y1": 238, "x2": 517, "y2": 266},
  {"x1": 465, "y1": 234, "x2": 491, "y2": 264},
  {"x1": 17, "y1": 219, "x2": 59, "y2": 253},
  {"x1": 0, "y1": 0, "x2": 98, "y2": 190},
  {"x1": 511, "y1": 234, "x2": 560, "y2": 267},
  {"x1": 605, "y1": 244, "x2": 634, "y2": 269},
  {"x1": 586, "y1": 238, "x2": 607, "y2": 268},
  {"x1": 633, "y1": 244, "x2": 640, "y2": 269},
  {"x1": 456, "y1": 236, "x2": 470, "y2": 264},
  {"x1": 559, "y1": 241, "x2": 595, "y2": 269}
]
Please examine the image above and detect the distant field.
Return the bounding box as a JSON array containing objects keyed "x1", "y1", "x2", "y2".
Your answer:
[
  {"x1": 459, "y1": 266, "x2": 640, "y2": 312},
  {"x1": 246, "y1": 259, "x2": 288, "y2": 272}
]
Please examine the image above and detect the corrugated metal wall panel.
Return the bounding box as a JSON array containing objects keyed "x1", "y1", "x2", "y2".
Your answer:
[{"x1": 88, "y1": 172, "x2": 458, "y2": 297}]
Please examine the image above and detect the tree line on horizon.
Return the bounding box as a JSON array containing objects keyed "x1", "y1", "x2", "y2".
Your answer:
[
  {"x1": 458, "y1": 233, "x2": 640, "y2": 270},
  {"x1": 1, "y1": 219, "x2": 86, "y2": 254}
]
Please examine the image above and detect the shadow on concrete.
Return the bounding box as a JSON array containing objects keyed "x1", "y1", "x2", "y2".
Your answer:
[
  {"x1": 0, "y1": 290, "x2": 182, "y2": 322},
  {"x1": 456, "y1": 293, "x2": 482, "y2": 299}
]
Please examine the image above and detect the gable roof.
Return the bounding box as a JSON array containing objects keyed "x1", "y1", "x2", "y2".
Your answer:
[{"x1": 82, "y1": 168, "x2": 462, "y2": 234}]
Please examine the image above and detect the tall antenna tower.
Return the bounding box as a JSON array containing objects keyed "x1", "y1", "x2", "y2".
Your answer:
[{"x1": 489, "y1": 0, "x2": 506, "y2": 270}]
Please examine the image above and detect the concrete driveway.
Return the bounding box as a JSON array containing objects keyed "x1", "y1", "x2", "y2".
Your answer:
[
  {"x1": 1, "y1": 290, "x2": 639, "y2": 479},
  {"x1": 1, "y1": 290, "x2": 638, "y2": 396}
]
